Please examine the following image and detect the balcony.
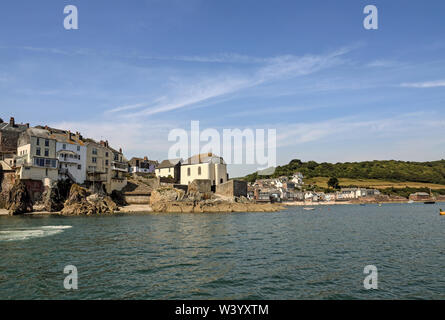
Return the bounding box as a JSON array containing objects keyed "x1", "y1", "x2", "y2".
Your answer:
[
  {"x1": 112, "y1": 161, "x2": 128, "y2": 172},
  {"x1": 57, "y1": 150, "x2": 81, "y2": 164}
]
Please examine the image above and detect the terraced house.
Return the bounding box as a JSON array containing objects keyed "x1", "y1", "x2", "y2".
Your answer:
[
  {"x1": 0, "y1": 117, "x2": 29, "y2": 169},
  {"x1": 15, "y1": 128, "x2": 58, "y2": 186},
  {"x1": 85, "y1": 140, "x2": 127, "y2": 193},
  {"x1": 36, "y1": 126, "x2": 87, "y2": 185},
  {"x1": 109, "y1": 146, "x2": 128, "y2": 192}
]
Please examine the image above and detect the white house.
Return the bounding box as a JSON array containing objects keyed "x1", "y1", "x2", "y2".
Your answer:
[
  {"x1": 155, "y1": 158, "x2": 182, "y2": 183},
  {"x1": 292, "y1": 172, "x2": 304, "y2": 186},
  {"x1": 180, "y1": 153, "x2": 228, "y2": 186},
  {"x1": 49, "y1": 128, "x2": 87, "y2": 184}
]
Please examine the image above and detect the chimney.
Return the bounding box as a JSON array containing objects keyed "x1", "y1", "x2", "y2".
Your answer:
[
  {"x1": 144, "y1": 156, "x2": 148, "y2": 161},
  {"x1": 100, "y1": 140, "x2": 105, "y2": 147},
  {"x1": 119, "y1": 148, "x2": 122, "y2": 154},
  {"x1": 105, "y1": 140, "x2": 109, "y2": 148},
  {"x1": 67, "y1": 130, "x2": 72, "y2": 141},
  {"x1": 26, "y1": 123, "x2": 29, "y2": 128},
  {"x1": 9, "y1": 117, "x2": 15, "y2": 127}
]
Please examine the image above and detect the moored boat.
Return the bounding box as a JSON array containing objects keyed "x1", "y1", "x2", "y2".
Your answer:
[{"x1": 440, "y1": 209, "x2": 445, "y2": 216}]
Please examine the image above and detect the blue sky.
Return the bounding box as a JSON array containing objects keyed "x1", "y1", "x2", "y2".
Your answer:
[{"x1": 0, "y1": 0, "x2": 444, "y2": 176}]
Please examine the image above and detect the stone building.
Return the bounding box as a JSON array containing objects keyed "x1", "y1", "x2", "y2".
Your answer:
[{"x1": 0, "y1": 117, "x2": 29, "y2": 166}]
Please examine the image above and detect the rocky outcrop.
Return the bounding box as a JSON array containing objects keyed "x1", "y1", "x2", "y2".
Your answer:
[
  {"x1": 150, "y1": 186, "x2": 284, "y2": 213},
  {"x1": 6, "y1": 180, "x2": 33, "y2": 215},
  {"x1": 61, "y1": 184, "x2": 118, "y2": 215},
  {"x1": 42, "y1": 180, "x2": 72, "y2": 212}
]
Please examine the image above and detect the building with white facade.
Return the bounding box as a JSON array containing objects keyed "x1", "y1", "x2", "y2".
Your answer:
[
  {"x1": 155, "y1": 158, "x2": 182, "y2": 183},
  {"x1": 129, "y1": 157, "x2": 158, "y2": 174},
  {"x1": 180, "y1": 153, "x2": 228, "y2": 187},
  {"x1": 15, "y1": 128, "x2": 58, "y2": 186},
  {"x1": 44, "y1": 128, "x2": 87, "y2": 184}
]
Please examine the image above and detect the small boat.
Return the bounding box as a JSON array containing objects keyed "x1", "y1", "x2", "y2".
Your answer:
[
  {"x1": 378, "y1": 203, "x2": 382, "y2": 207},
  {"x1": 424, "y1": 201, "x2": 436, "y2": 204},
  {"x1": 440, "y1": 209, "x2": 445, "y2": 216},
  {"x1": 408, "y1": 200, "x2": 414, "y2": 204},
  {"x1": 303, "y1": 207, "x2": 315, "y2": 211},
  {"x1": 360, "y1": 203, "x2": 366, "y2": 206}
]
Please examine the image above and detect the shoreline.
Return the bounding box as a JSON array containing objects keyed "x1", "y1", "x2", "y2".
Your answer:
[
  {"x1": 284, "y1": 200, "x2": 445, "y2": 206},
  {"x1": 1, "y1": 200, "x2": 443, "y2": 216}
]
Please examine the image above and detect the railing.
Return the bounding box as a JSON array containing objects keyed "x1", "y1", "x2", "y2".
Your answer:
[
  {"x1": 16, "y1": 156, "x2": 58, "y2": 169},
  {"x1": 112, "y1": 161, "x2": 128, "y2": 172}
]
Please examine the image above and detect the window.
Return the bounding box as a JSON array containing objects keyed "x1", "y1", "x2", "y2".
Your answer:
[
  {"x1": 36, "y1": 147, "x2": 41, "y2": 156},
  {"x1": 63, "y1": 144, "x2": 66, "y2": 149},
  {"x1": 198, "y1": 167, "x2": 202, "y2": 175},
  {"x1": 105, "y1": 160, "x2": 109, "y2": 165},
  {"x1": 36, "y1": 138, "x2": 40, "y2": 146},
  {"x1": 92, "y1": 157, "x2": 97, "y2": 163},
  {"x1": 187, "y1": 168, "x2": 191, "y2": 176},
  {"x1": 92, "y1": 148, "x2": 98, "y2": 155},
  {"x1": 45, "y1": 168, "x2": 48, "y2": 176},
  {"x1": 77, "y1": 146, "x2": 80, "y2": 151},
  {"x1": 220, "y1": 178, "x2": 223, "y2": 184},
  {"x1": 45, "y1": 139, "x2": 49, "y2": 147},
  {"x1": 105, "y1": 152, "x2": 109, "y2": 157},
  {"x1": 78, "y1": 165, "x2": 81, "y2": 170},
  {"x1": 44, "y1": 149, "x2": 49, "y2": 157}
]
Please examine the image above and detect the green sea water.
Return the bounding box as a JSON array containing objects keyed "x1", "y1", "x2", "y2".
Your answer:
[{"x1": 1, "y1": 203, "x2": 444, "y2": 300}]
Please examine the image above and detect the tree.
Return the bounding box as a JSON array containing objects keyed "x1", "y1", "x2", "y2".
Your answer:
[{"x1": 327, "y1": 177, "x2": 339, "y2": 189}]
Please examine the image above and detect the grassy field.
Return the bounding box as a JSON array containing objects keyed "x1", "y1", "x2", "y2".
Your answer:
[{"x1": 305, "y1": 177, "x2": 445, "y2": 190}]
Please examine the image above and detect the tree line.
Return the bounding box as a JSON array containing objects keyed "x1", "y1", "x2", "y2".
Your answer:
[{"x1": 243, "y1": 159, "x2": 445, "y2": 185}]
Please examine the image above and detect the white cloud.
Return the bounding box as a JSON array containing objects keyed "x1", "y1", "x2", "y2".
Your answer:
[{"x1": 400, "y1": 80, "x2": 445, "y2": 88}]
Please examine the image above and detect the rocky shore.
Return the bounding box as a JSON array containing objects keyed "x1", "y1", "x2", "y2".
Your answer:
[
  {"x1": 149, "y1": 186, "x2": 284, "y2": 213},
  {"x1": 1, "y1": 180, "x2": 284, "y2": 216}
]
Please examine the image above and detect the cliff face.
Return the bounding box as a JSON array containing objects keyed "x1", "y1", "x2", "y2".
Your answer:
[{"x1": 149, "y1": 186, "x2": 284, "y2": 213}]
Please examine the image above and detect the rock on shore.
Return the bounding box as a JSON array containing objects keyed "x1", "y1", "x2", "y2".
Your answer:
[
  {"x1": 61, "y1": 184, "x2": 118, "y2": 215},
  {"x1": 6, "y1": 180, "x2": 33, "y2": 215},
  {"x1": 150, "y1": 186, "x2": 283, "y2": 213}
]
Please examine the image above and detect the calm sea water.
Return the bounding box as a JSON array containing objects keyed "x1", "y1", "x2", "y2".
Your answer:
[{"x1": 1, "y1": 203, "x2": 444, "y2": 300}]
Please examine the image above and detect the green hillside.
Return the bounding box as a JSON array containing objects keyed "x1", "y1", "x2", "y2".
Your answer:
[{"x1": 243, "y1": 159, "x2": 445, "y2": 185}]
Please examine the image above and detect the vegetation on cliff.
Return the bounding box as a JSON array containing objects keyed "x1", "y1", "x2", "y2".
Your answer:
[{"x1": 243, "y1": 159, "x2": 445, "y2": 185}]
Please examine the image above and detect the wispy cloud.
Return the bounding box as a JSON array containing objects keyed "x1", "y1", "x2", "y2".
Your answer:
[
  {"x1": 275, "y1": 112, "x2": 441, "y2": 148},
  {"x1": 113, "y1": 47, "x2": 350, "y2": 118},
  {"x1": 366, "y1": 59, "x2": 398, "y2": 68},
  {"x1": 400, "y1": 80, "x2": 445, "y2": 88}
]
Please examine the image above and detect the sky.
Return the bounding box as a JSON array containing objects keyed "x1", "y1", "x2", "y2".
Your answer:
[{"x1": 0, "y1": 0, "x2": 444, "y2": 177}]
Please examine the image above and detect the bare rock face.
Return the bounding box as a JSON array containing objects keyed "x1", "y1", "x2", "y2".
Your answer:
[
  {"x1": 6, "y1": 180, "x2": 33, "y2": 215},
  {"x1": 42, "y1": 180, "x2": 72, "y2": 212},
  {"x1": 61, "y1": 184, "x2": 118, "y2": 215}
]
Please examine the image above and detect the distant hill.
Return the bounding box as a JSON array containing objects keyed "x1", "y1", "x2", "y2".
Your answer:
[{"x1": 242, "y1": 159, "x2": 445, "y2": 185}]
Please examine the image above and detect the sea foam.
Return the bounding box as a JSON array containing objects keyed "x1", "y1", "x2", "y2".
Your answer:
[{"x1": 0, "y1": 226, "x2": 72, "y2": 241}]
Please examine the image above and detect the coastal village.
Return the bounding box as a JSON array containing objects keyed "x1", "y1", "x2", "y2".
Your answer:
[{"x1": 0, "y1": 116, "x2": 441, "y2": 215}]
